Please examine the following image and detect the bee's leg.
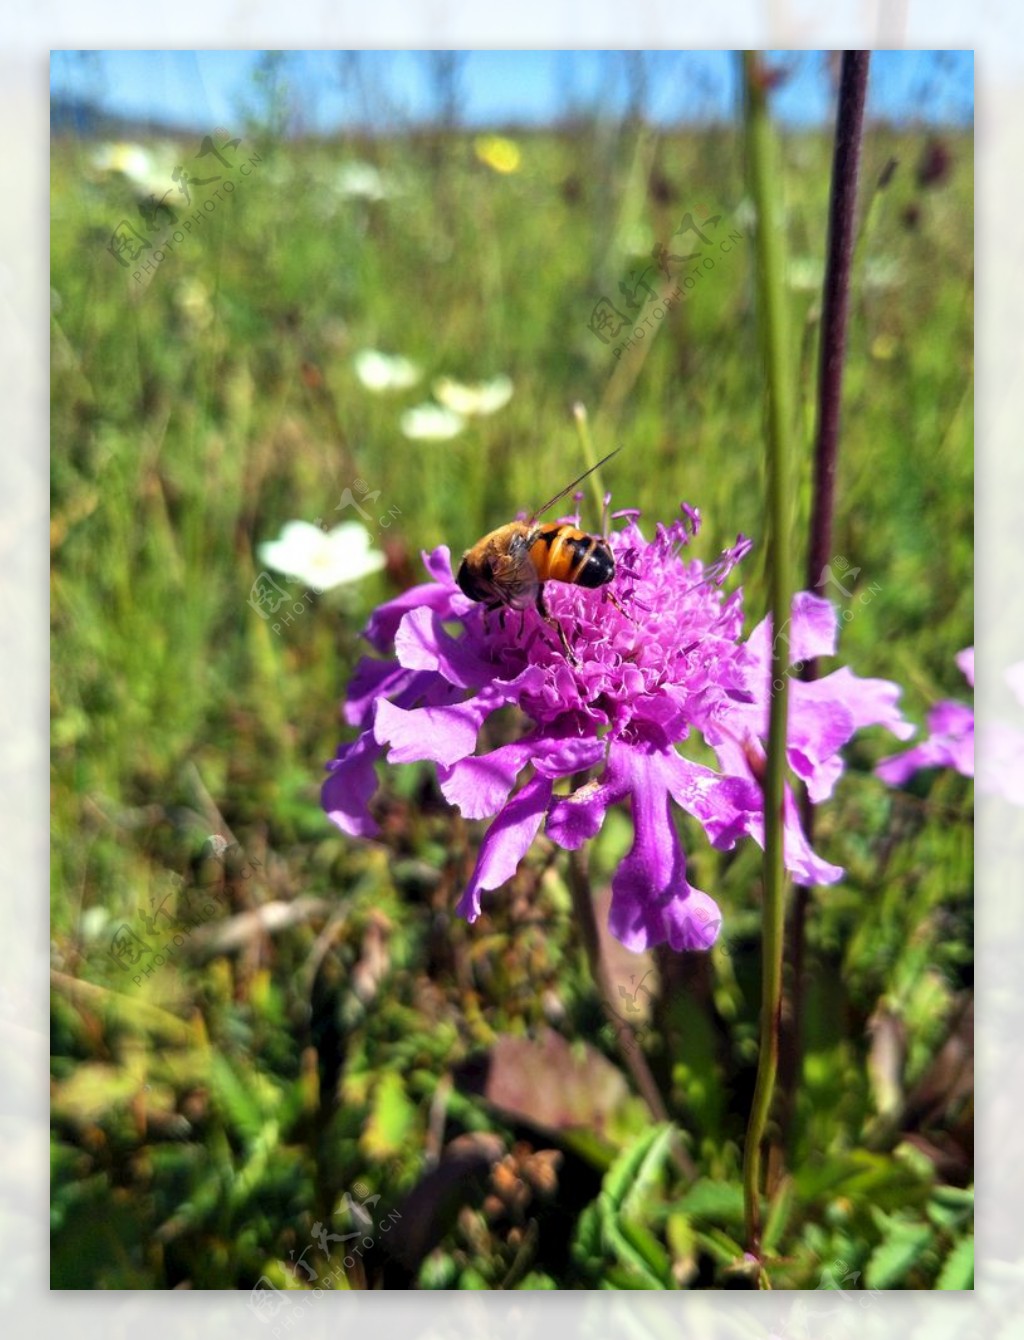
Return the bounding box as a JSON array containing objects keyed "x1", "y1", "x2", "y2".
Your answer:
[
  {"x1": 605, "y1": 589, "x2": 634, "y2": 622},
  {"x1": 536, "y1": 587, "x2": 577, "y2": 663}
]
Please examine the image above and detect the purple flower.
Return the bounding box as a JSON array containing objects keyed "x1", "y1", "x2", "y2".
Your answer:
[
  {"x1": 323, "y1": 510, "x2": 912, "y2": 952},
  {"x1": 877, "y1": 645, "x2": 1024, "y2": 806},
  {"x1": 876, "y1": 646, "x2": 974, "y2": 784}
]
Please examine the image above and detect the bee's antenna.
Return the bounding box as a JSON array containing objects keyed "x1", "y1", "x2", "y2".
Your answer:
[{"x1": 531, "y1": 447, "x2": 622, "y2": 521}]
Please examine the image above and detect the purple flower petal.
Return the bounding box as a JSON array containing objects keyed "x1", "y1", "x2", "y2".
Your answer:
[
  {"x1": 363, "y1": 545, "x2": 469, "y2": 651},
  {"x1": 422, "y1": 545, "x2": 457, "y2": 586},
  {"x1": 707, "y1": 534, "x2": 754, "y2": 585},
  {"x1": 546, "y1": 774, "x2": 625, "y2": 851},
  {"x1": 876, "y1": 744, "x2": 934, "y2": 785},
  {"x1": 605, "y1": 746, "x2": 720, "y2": 953},
  {"x1": 438, "y1": 739, "x2": 536, "y2": 820},
  {"x1": 780, "y1": 788, "x2": 844, "y2": 885},
  {"x1": 322, "y1": 731, "x2": 383, "y2": 838},
  {"x1": 663, "y1": 751, "x2": 762, "y2": 851},
  {"x1": 786, "y1": 694, "x2": 856, "y2": 803},
  {"x1": 789, "y1": 591, "x2": 838, "y2": 662},
  {"x1": 439, "y1": 725, "x2": 604, "y2": 824},
  {"x1": 665, "y1": 888, "x2": 727, "y2": 950},
  {"x1": 394, "y1": 606, "x2": 493, "y2": 688},
  {"x1": 928, "y1": 700, "x2": 973, "y2": 740},
  {"x1": 927, "y1": 709, "x2": 974, "y2": 778},
  {"x1": 875, "y1": 649, "x2": 975, "y2": 784},
  {"x1": 373, "y1": 697, "x2": 487, "y2": 767},
  {"x1": 705, "y1": 733, "x2": 845, "y2": 882},
  {"x1": 344, "y1": 659, "x2": 430, "y2": 728},
  {"x1": 456, "y1": 774, "x2": 554, "y2": 921},
  {"x1": 530, "y1": 733, "x2": 606, "y2": 779},
  {"x1": 807, "y1": 667, "x2": 914, "y2": 742}
]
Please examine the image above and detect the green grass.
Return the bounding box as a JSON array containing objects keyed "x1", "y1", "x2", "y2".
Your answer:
[{"x1": 51, "y1": 118, "x2": 973, "y2": 1290}]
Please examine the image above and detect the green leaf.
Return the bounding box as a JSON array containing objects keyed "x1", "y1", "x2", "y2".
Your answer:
[
  {"x1": 580, "y1": 1125, "x2": 679, "y2": 1288},
  {"x1": 930, "y1": 1184, "x2": 975, "y2": 1222},
  {"x1": 930, "y1": 1185, "x2": 975, "y2": 1208},
  {"x1": 616, "y1": 1217, "x2": 673, "y2": 1287},
  {"x1": 51, "y1": 1062, "x2": 143, "y2": 1124},
  {"x1": 572, "y1": 1201, "x2": 602, "y2": 1262},
  {"x1": 210, "y1": 1054, "x2": 268, "y2": 1149},
  {"x1": 603, "y1": 1123, "x2": 673, "y2": 1208},
  {"x1": 762, "y1": 1174, "x2": 795, "y2": 1256},
  {"x1": 865, "y1": 1219, "x2": 935, "y2": 1288},
  {"x1": 936, "y1": 1235, "x2": 973, "y2": 1290},
  {"x1": 602, "y1": 1263, "x2": 659, "y2": 1290},
  {"x1": 665, "y1": 1219, "x2": 699, "y2": 1286},
  {"x1": 695, "y1": 1226, "x2": 746, "y2": 1269},
  {"x1": 796, "y1": 1150, "x2": 931, "y2": 1213},
  {"x1": 620, "y1": 1123, "x2": 677, "y2": 1217},
  {"x1": 666, "y1": 1211, "x2": 697, "y2": 1273},
  {"x1": 678, "y1": 1177, "x2": 746, "y2": 1230},
  {"x1": 458, "y1": 1267, "x2": 490, "y2": 1289},
  {"x1": 361, "y1": 1071, "x2": 416, "y2": 1159},
  {"x1": 418, "y1": 1252, "x2": 459, "y2": 1289},
  {"x1": 599, "y1": 1206, "x2": 664, "y2": 1288}
]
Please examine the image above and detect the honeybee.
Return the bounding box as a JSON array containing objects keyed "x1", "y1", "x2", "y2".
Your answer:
[{"x1": 456, "y1": 449, "x2": 622, "y2": 657}]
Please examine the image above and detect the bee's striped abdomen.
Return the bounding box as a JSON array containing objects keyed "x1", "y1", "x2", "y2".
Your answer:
[{"x1": 529, "y1": 525, "x2": 615, "y2": 589}]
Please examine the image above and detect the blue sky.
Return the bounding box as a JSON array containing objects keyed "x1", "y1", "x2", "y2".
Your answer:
[{"x1": 50, "y1": 50, "x2": 973, "y2": 135}]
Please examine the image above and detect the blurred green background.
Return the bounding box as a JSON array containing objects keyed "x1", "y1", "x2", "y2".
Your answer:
[{"x1": 51, "y1": 52, "x2": 973, "y2": 1291}]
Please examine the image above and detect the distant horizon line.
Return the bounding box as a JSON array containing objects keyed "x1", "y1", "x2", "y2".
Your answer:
[{"x1": 50, "y1": 93, "x2": 975, "y2": 140}]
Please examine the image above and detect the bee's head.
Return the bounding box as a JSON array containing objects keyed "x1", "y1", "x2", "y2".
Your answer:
[{"x1": 456, "y1": 553, "x2": 493, "y2": 604}]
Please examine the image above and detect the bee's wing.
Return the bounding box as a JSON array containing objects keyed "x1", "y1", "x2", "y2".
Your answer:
[{"x1": 493, "y1": 531, "x2": 540, "y2": 608}]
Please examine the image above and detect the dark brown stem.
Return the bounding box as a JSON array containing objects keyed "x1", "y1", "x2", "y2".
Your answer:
[
  {"x1": 805, "y1": 51, "x2": 871, "y2": 598},
  {"x1": 779, "y1": 51, "x2": 871, "y2": 1154},
  {"x1": 566, "y1": 846, "x2": 697, "y2": 1181}
]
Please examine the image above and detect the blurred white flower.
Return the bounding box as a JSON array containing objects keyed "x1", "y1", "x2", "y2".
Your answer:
[
  {"x1": 334, "y1": 162, "x2": 400, "y2": 201},
  {"x1": 258, "y1": 520, "x2": 386, "y2": 591},
  {"x1": 89, "y1": 141, "x2": 151, "y2": 177},
  {"x1": 354, "y1": 349, "x2": 422, "y2": 392},
  {"x1": 88, "y1": 141, "x2": 164, "y2": 194},
  {"x1": 433, "y1": 374, "x2": 514, "y2": 417},
  {"x1": 80, "y1": 906, "x2": 111, "y2": 942},
  {"x1": 400, "y1": 403, "x2": 467, "y2": 441}
]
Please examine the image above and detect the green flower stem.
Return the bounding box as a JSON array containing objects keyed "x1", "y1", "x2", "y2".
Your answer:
[
  {"x1": 741, "y1": 51, "x2": 796, "y2": 1260},
  {"x1": 572, "y1": 401, "x2": 611, "y2": 517}
]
